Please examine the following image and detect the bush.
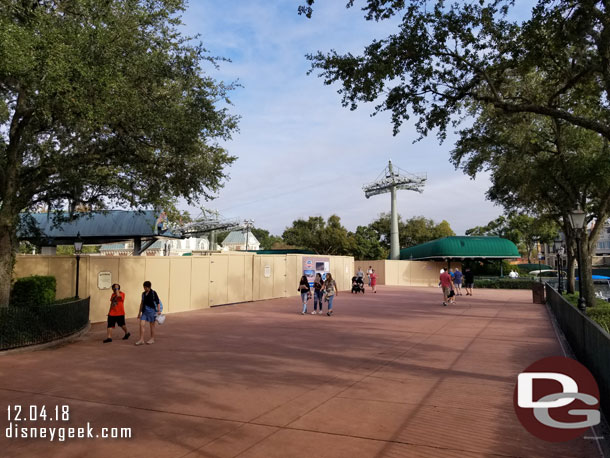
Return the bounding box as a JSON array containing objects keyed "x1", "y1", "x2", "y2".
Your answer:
[
  {"x1": 561, "y1": 293, "x2": 610, "y2": 333},
  {"x1": 587, "y1": 306, "x2": 610, "y2": 334},
  {"x1": 10, "y1": 276, "x2": 56, "y2": 308},
  {"x1": 474, "y1": 278, "x2": 537, "y2": 289}
]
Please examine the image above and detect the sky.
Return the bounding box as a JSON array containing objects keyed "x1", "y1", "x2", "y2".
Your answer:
[{"x1": 177, "y1": 0, "x2": 504, "y2": 236}]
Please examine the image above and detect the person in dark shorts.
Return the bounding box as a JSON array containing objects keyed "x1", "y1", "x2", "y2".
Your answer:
[
  {"x1": 453, "y1": 268, "x2": 463, "y2": 296},
  {"x1": 104, "y1": 284, "x2": 130, "y2": 343},
  {"x1": 464, "y1": 268, "x2": 474, "y2": 296},
  {"x1": 136, "y1": 281, "x2": 161, "y2": 345}
]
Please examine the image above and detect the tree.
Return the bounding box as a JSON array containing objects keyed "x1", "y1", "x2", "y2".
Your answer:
[
  {"x1": 0, "y1": 1, "x2": 238, "y2": 305},
  {"x1": 301, "y1": 0, "x2": 610, "y2": 305},
  {"x1": 250, "y1": 228, "x2": 282, "y2": 251},
  {"x1": 301, "y1": 1, "x2": 610, "y2": 141},
  {"x1": 454, "y1": 107, "x2": 609, "y2": 305},
  {"x1": 350, "y1": 225, "x2": 387, "y2": 260},
  {"x1": 282, "y1": 215, "x2": 354, "y2": 255},
  {"x1": 369, "y1": 213, "x2": 455, "y2": 250},
  {"x1": 466, "y1": 213, "x2": 558, "y2": 262}
]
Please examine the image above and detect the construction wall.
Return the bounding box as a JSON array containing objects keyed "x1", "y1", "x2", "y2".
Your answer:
[
  {"x1": 14, "y1": 253, "x2": 354, "y2": 323},
  {"x1": 354, "y1": 260, "x2": 461, "y2": 287}
]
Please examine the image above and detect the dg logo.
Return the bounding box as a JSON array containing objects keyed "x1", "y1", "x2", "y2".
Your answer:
[{"x1": 514, "y1": 356, "x2": 600, "y2": 442}]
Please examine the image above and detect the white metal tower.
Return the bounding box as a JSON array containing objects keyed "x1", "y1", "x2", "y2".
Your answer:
[{"x1": 363, "y1": 160, "x2": 426, "y2": 259}]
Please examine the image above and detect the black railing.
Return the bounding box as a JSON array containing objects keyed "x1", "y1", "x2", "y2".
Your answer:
[
  {"x1": 545, "y1": 285, "x2": 610, "y2": 417},
  {"x1": 0, "y1": 297, "x2": 90, "y2": 351}
]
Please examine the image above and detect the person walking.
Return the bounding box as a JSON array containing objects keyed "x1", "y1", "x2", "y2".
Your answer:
[
  {"x1": 440, "y1": 269, "x2": 454, "y2": 306},
  {"x1": 464, "y1": 268, "x2": 474, "y2": 296},
  {"x1": 312, "y1": 273, "x2": 325, "y2": 315},
  {"x1": 370, "y1": 269, "x2": 378, "y2": 293},
  {"x1": 324, "y1": 273, "x2": 338, "y2": 316},
  {"x1": 103, "y1": 284, "x2": 130, "y2": 343},
  {"x1": 367, "y1": 266, "x2": 373, "y2": 286},
  {"x1": 298, "y1": 275, "x2": 311, "y2": 315},
  {"x1": 454, "y1": 268, "x2": 463, "y2": 296},
  {"x1": 135, "y1": 281, "x2": 161, "y2": 345}
]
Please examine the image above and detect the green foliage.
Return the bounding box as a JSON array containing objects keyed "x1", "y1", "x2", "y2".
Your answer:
[
  {"x1": 370, "y1": 213, "x2": 455, "y2": 250},
  {"x1": 250, "y1": 228, "x2": 282, "y2": 251},
  {"x1": 282, "y1": 215, "x2": 354, "y2": 255},
  {"x1": 0, "y1": 0, "x2": 238, "y2": 305},
  {"x1": 466, "y1": 212, "x2": 558, "y2": 262},
  {"x1": 473, "y1": 279, "x2": 537, "y2": 290},
  {"x1": 10, "y1": 275, "x2": 56, "y2": 307},
  {"x1": 56, "y1": 245, "x2": 100, "y2": 255},
  {"x1": 351, "y1": 225, "x2": 387, "y2": 260},
  {"x1": 563, "y1": 293, "x2": 610, "y2": 334}
]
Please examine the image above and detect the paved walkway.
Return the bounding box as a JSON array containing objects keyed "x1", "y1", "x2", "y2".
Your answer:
[{"x1": 0, "y1": 286, "x2": 601, "y2": 457}]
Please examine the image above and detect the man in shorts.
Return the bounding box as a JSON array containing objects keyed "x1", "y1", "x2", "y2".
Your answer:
[
  {"x1": 439, "y1": 269, "x2": 454, "y2": 306},
  {"x1": 104, "y1": 284, "x2": 130, "y2": 343}
]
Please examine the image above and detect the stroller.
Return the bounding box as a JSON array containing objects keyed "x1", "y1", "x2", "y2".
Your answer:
[{"x1": 351, "y1": 276, "x2": 365, "y2": 294}]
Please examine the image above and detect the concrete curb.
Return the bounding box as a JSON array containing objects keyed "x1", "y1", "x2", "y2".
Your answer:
[{"x1": 0, "y1": 322, "x2": 91, "y2": 355}]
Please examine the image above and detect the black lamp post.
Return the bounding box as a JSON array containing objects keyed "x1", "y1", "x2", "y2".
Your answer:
[
  {"x1": 568, "y1": 207, "x2": 587, "y2": 312},
  {"x1": 74, "y1": 232, "x2": 83, "y2": 299},
  {"x1": 553, "y1": 235, "x2": 563, "y2": 295}
]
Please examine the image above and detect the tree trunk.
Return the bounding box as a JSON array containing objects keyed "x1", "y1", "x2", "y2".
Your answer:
[
  {"x1": 579, "y1": 238, "x2": 597, "y2": 307},
  {"x1": 566, "y1": 245, "x2": 575, "y2": 294},
  {"x1": 0, "y1": 223, "x2": 17, "y2": 307}
]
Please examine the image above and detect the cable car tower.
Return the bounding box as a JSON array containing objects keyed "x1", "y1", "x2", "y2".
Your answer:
[{"x1": 363, "y1": 160, "x2": 426, "y2": 259}]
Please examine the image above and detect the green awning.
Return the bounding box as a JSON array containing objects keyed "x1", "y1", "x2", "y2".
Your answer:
[{"x1": 399, "y1": 236, "x2": 520, "y2": 260}]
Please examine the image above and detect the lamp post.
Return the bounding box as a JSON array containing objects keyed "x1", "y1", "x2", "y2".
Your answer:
[
  {"x1": 553, "y1": 235, "x2": 563, "y2": 295},
  {"x1": 74, "y1": 232, "x2": 83, "y2": 299},
  {"x1": 568, "y1": 207, "x2": 587, "y2": 312}
]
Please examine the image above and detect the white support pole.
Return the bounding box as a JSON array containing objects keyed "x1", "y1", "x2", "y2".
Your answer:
[{"x1": 390, "y1": 185, "x2": 399, "y2": 260}]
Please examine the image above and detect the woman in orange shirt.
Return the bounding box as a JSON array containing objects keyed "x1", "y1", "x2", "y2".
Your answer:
[{"x1": 103, "y1": 284, "x2": 130, "y2": 343}]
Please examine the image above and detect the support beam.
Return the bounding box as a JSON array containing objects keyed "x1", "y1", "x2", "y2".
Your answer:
[
  {"x1": 133, "y1": 237, "x2": 142, "y2": 256},
  {"x1": 390, "y1": 185, "x2": 399, "y2": 260}
]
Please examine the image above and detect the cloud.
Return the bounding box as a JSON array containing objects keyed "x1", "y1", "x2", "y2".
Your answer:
[{"x1": 178, "y1": 1, "x2": 502, "y2": 237}]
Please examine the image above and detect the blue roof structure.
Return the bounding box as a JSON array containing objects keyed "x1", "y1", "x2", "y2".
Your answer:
[{"x1": 19, "y1": 210, "x2": 181, "y2": 246}]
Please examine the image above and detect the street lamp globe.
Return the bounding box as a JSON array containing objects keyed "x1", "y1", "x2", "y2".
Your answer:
[
  {"x1": 568, "y1": 207, "x2": 586, "y2": 230},
  {"x1": 74, "y1": 232, "x2": 83, "y2": 254}
]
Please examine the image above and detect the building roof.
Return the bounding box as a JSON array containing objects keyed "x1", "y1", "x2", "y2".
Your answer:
[
  {"x1": 222, "y1": 230, "x2": 259, "y2": 246},
  {"x1": 399, "y1": 236, "x2": 521, "y2": 260},
  {"x1": 19, "y1": 210, "x2": 181, "y2": 245}
]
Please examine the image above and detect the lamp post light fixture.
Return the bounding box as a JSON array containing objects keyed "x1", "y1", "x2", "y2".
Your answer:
[
  {"x1": 553, "y1": 235, "x2": 563, "y2": 295},
  {"x1": 568, "y1": 206, "x2": 587, "y2": 312},
  {"x1": 74, "y1": 232, "x2": 83, "y2": 299}
]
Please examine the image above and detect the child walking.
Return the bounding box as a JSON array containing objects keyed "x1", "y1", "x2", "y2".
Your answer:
[{"x1": 103, "y1": 284, "x2": 130, "y2": 343}]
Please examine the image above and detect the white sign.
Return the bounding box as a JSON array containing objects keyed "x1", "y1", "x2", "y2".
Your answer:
[
  {"x1": 264, "y1": 265, "x2": 271, "y2": 278},
  {"x1": 98, "y1": 272, "x2": 112, "y2": 290}
]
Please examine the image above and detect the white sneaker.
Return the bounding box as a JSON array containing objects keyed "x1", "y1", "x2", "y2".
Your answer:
[
  {"x1": 318, "y1": 311, "x2": 323, "y2": 315},
  {"x1": 311, "y1": 311, "x2": 316, "y2": 314}
]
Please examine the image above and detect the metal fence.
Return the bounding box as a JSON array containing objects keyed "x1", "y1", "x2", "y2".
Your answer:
[
  {"x1": 0, "y1": 297, "x2": 90, "y2": 351},
  {"x1": 545, "y1": 284, "x2": 610, "y2": 417}
]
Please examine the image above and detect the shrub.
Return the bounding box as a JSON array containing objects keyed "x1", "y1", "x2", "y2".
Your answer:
[
  {"x1": 561, "y1": 293, "x2": 610, "y2": 334},
  {"x1": 587, "y1": 306, "x2": 610, "y2": 334},
  {"x1": 474, "y1": 278, "x2": 537, "y2": 289},
  {"x1": 10, "y1": 276, "x2": 56, "y2": 308}
]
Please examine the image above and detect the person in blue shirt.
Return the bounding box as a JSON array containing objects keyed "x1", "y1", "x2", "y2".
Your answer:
[{"x1": 453, "y1": 268, "x2": 463, "y2": 296}]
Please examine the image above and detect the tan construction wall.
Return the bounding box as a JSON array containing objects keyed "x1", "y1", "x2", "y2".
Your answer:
[
  {"x1": 14, "y1": 253, "x2": 355, "y2": 323},
  {"x1": 353, "y1": 260, "x2": 461, "y2": 286}
]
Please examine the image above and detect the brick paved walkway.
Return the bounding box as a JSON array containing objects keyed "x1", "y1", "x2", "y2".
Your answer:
[{"x1": 0, "y1": 286, "x2": 601, "y2": 457}]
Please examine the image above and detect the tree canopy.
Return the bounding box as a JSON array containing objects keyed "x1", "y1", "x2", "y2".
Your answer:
[{"x1": 0, "y1": 0, "x2": 238, "y2": 305}]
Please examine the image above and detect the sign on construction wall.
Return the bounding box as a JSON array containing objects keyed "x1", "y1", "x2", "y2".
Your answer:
[
  {"x1": 98, "y1": 272, "x2": 112, "y2": 290},
  {"x1": 302, "y1": 256, "x2": 330, "y2": 286}
]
